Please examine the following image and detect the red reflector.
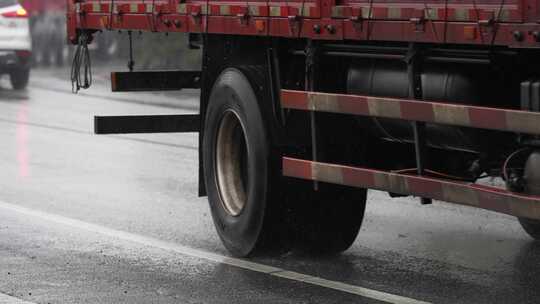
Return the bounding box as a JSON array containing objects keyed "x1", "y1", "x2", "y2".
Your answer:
[
  {"x1": 2, "y1": 7, "x2": 28, "y2": 18},
  {"x1": 15, "y1": 50, "x2": 31, "y2": 58}
]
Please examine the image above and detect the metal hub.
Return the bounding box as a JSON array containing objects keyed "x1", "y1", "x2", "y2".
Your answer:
[{"x1": 216, "y1": 110, "x2": 249, "y2": 217}]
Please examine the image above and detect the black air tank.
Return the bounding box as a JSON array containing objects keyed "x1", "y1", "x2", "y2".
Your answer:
[{"x1": 347, "y1": 59, "x2": 505, "y2": 152}]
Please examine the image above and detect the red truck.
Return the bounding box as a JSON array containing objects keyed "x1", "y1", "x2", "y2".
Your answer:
[{"x1": 68, "y1": 0, "x2": 540, "y2": 257}]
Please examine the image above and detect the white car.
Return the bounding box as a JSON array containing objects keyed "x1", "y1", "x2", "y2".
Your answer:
[{"x1": 0, "y1": 0, "x2": 31, "y2": 90}]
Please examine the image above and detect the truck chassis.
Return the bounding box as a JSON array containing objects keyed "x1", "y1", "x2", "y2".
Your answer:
[{"x1": 69, "y1": 0, "x2": 540, "y2": 256}]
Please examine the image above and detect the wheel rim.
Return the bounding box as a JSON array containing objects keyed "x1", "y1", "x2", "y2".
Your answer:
[{"x1": 216, "y1": 110, "x2": 249, "y2": 217}]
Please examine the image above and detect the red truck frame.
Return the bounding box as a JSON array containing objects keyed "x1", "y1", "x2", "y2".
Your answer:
[
  {"x1": 67, "y1": 0, "x2": 540, "y2": 46},
  {"x1": 69, "y1": 0, "x2": 540, "y2": 257}
]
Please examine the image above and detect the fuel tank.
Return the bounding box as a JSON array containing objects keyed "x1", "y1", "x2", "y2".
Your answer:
[{"x1": 347, "y1": 59, "x2": 507, "y2": 152}]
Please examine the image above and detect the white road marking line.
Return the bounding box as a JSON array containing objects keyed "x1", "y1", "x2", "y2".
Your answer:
[
  {"x1": 0, "y1": 293, "x2": 37, "y2": 304},
  {"x1": 0, "y1": 201, "x2": 431, "y2": 304}
]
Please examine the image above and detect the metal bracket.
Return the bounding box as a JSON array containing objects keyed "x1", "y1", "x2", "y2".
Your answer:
[
  {"x1": 409, "y1": 17, "x2": 425, "y2": 32},
  {"x1": 267, "y1": 46, "x2": 285, "y2": 126},
  {"x1": 288, "y1": 15, "x2": 301, "y2": 33},
  {"x1": 111, "y1": 71, "x2": 201, "y2": 92},
  {"x1": 237, "y1": 12, "x2": 249, "y2": 26},
  {"x1": 349, "y1": 16, "x2": 363, "y2": 31},
  {"x1": 306, "y1": 40, "x2": 319, "y2": 190},
  {"x1": 127, "y1": 31, "x2": 135, "y2": 72},
  {"x1": 406, "y1": 44, "x2": 432, "y2": 205},
  {"x1": 94, "y1": 114, "x2": 200, "y2": 134}
]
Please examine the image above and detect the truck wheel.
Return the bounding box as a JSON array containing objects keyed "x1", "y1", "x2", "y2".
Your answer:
[
  {"x1": 203, "y1": 68, "x2": 290, "y2": 257},
  {"x1": 10, "y1": 68, "x2": 30, "y2": 90},
  {"x1": 517, "y1": 151, "x2": 540, "y2": 240},
  {"x1": 292, "y1": 178, "x2": 367, "y2": 255},
  {"x1": 518, "y1": 218, "x2": 540, "y2": 240}
]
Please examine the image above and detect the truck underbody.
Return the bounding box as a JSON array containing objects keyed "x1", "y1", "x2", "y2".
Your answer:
[{"x1": 69, "y1": 0, "x2": 540, "y2": 256}]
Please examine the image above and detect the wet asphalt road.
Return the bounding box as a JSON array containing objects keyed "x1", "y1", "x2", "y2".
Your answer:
[{"x1": 0, "y1": 68, "x2": 539, "y2": 304}]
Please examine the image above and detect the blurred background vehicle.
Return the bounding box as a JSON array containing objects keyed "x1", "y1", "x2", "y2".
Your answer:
[
  {"x1": 20, "y1": 0, "x2": 63, "y2": 66},
  {"x1": 20, "y1": 0, "x2": 119, "y2": 67},
  {"x1": 0, "y1": 0, "x2": 31, "y2": 90},
  {"x1": 18, "y1": 0, "x2": 199, "y2": 71}
]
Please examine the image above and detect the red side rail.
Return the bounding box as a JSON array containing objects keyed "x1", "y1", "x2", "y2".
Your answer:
[
  {"x1": 67, "y1": 0, "x2": 540, "y2": 47},
  {"x1": 281, "y1": 90, "x2": 540, "y2": 135},
  {"x1": 281, "y1": 89, "x2": 540, "y2": 221},
  {"x1": 283, "y1": 157, "x2": 540, "y2": 221}
]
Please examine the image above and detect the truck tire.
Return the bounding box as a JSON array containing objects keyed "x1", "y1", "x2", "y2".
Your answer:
[
  {"x1": 518, "y1": 218, "x2": 540, "y2": 240},
  {"x1": 292, "y1": 176, "x2": 367, "y2": 255},
  {"x1": 285, "y1": 112, "x2": 368, "y2": 254},
  {"x1": 517, "y1": 151, "x2": 540, "y2": 240},
  {"x1": 203, "y1": 68, "x2": 291, "y2": 257},
  {"x1": 10, "y1": 68, "x2": 30, "y2": 90}
]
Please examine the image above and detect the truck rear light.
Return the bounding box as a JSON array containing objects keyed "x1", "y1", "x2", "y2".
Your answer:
[{"x1": 2, "y1": 7, "x2": 28, "y2": 18}]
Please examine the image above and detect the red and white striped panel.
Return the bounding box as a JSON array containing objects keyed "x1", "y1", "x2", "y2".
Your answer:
[
  {"x1": 281, "y1": 90, "x2": 540, "y2": 135},
  {"x1": 204, "y1": 3, "x2": 319, "y2": 17},
  {"x1": 78, "y1": 1, "x2": 320, "y2": 18},
  {"x1": 75, "y1": 0, "x2": 522, "y2": 23},
  {"x1": 209, "y1": 4, "x2": 270, "y2": 16},
  {"x1": 283, "y1": 157, "x2": 540, "y2": 220},
  {"x1": 80, "y1": 2, "x2": 167, "y2": 14},
  {"x1": 330, "y1": 4, "x2": 520, "y2": 22}
]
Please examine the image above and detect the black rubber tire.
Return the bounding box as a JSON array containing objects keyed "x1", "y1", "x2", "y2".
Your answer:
[
  {"x1": 286, "y1": 112, "x2": 368, "y2": 255},
  {"x1": 203, "y1": 68, "x2": 290, "y2": 257},
  {"x1": 10, "y1": 68, "x2": 30, "y2": 90},
  {"x1": 518, "y1": 151, "x2": 540, "y2": 240},
  {"x1": 518, "y1": 218, "x2": 540, "y2": 240},
  {"x1": 517, "y1": 151, "x2": 540, "y2": 240},
  {"x1": 291, "y1": 181, "x2": 367, "y2": 255}
]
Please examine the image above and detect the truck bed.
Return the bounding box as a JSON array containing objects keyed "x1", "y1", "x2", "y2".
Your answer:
[{"x1": 68, "y1": 0, "x2": 540, "y2": 47}]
